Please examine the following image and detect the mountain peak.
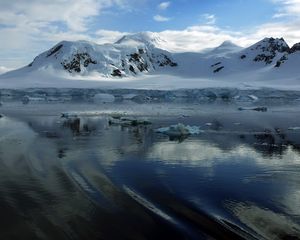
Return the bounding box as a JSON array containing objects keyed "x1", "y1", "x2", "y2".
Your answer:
[
  {"x1": 3, "y1": 34, "x2": 300, "y2": 82},
  {"x1": 289, "y1": 42, "x2": 300, "y2": 54},
  {"x1": 15, "y1": 32, "x2": 178, "y2": 78},
  {"x1": 218, "y1": 40, "x2": 240, "y2": 48},
  {"x1": 214, "y1": 40, "x2": 243, "y2": 52},
  {"x1": 249, "y1": 37, "x2": 289, "y2": 53},
  {"x1": 115, "y1": 32, "x2": 166, "y2": 48},
  {"x1": 206, "y1": 40, "x2": 242, "y2": 57},
  {"x1": 240, "y1": 37, "x2": 290, "y2": 66}
]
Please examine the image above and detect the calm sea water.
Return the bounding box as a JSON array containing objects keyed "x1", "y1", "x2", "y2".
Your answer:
[{"x1": 0, "y1": 102, "x2": 300, "y2": 240}]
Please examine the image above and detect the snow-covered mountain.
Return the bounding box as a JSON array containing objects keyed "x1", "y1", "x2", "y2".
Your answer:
[
  {"x1": 4, "y1": 32, "x2": 177, "y2": 78},
  {"x1": 1, "y1": 32, "x2": 300, "y2": 89}
]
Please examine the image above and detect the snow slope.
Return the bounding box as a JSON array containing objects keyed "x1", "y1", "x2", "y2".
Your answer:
[
  {"x1": 1, "y1": 33, "x2": 300, "y2": 90},
  {"x1": 3, "y1": 32, "x2": 177, "y2": 79}
]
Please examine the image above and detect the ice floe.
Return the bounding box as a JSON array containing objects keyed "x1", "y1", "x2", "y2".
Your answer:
[
  {"x1": 108, "y1": 116, "x2": 151, "y2": 127},
  {"x1": 238, "y1": 107, "x2": 268, "y2": 112},
  {"x1": 156, "y1": 123, "x2": 203, "y2": 137}
]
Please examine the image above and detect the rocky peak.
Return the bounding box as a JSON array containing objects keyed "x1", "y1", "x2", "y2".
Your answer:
[
  {"x1": 248, "y1": 37, "x2": 290, "y2": 65},
  {"x1": 251, "y1": 37, "x2": 289, "y2": 53},
  {"x1": 289, "y1": 42, "x2": 300, "y2": 54},
  {"x1": 274, "y1": 42, "x2": 300, "y2": 67}
]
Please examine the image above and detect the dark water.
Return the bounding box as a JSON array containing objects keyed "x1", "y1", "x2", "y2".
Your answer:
[{"x1": 1, "y1": 102, "x2": 300, "y2": 240}]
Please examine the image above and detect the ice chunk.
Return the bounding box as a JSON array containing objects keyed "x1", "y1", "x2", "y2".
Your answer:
[
  {"x1": 234, "y1": 94, "x2": 259, "y2": 102},
  {"x1": 288, "y1": 127, "x2": 300, "y2": 131},
  {"x1": 108, "y1": 116, "x2": 151, "y2": 127},
  {"x1": 238, "y1": 107, "x2": 267, "y2": 112},
  {"x1": 156, "y1": 123, "x2": 202, "y2": 137},
  {"x1": 248, "y1": 95, "x2": 259, "y2": 101}
]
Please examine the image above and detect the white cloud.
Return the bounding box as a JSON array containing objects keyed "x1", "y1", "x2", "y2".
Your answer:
[
  {"x1": 154, "y1": 15, "x2": 171, "y2": 22},
  {"x1": 272, "y1": 0, "x2": 300, "y2": 17},
  {"x1": 201, "y1": 14, "x2": 216, "y2": 25},
  {"x1": 250, "y1": 20, "x2": 300, "y2": 44},
  {"x1": 95, "y1": 29, "x2": 129, "y2": 44},
  {"x1": 155, "y1": 0, "x2": 300, "y2": 53},
  {"x1": 158, "y1": 19, "x2": 300, "y2": 53},
  {"x1": 159, "y1": 25, "x2": 244, "y2": 52},
  {"x1": 0, "y1": 66, "x2": 13, "y2": 74},
  {"x1": 42, "y1": 29, "x2": 128, "y2": 45},
  {"x1": 0, "y1": 0, "x2": 116, "y2": 32},
  {"x1": 158, "y1": 1, "x2": 171, "y2": 10},
  {"x1": 0, "y1": 0, "x2": 132, "y2": 68}
]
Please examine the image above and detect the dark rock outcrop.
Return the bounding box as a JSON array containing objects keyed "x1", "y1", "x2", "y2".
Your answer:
[
  {"x1": 47, "y1": 44, "x2": 63, "y2": 57},
  {"x1": 61, "y1": 53, "x2": 97, "y2": 73},
  {"x1": 129, "y1": 52, "x2": 149, "y2": 72},
  {"x1": 111, "y1": 69, "x2": 122, "y2": 77},
  {"x1": 211, "y1": 62, "x2": 221, "y2": 67},
  {"x1": 251, "y1": 38, "x2": 290, "y2": 65},
  {"x1": 289, "y1": 43, "x2": 300, "y2": 54},
  {"x1": 126, "y1": 50, "x2": 177, "y2": 74},
  {"x1": 129, "y1": 65, "x2": 136, "y2": 74},
  {"x1": 213, "y1": 66, "x2": 224, "y2": 73},
  {"x1": 157, "y1": 54, "x2": 178, "y2": 67},
  {"x1": 275, "y1": 54, "x2": 288, "y2": 68}
]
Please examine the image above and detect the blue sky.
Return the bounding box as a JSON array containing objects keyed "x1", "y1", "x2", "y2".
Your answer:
[
  {"x1": 1, "y1": 0, "x2": 300, "y2": 71},
  {"x1": 91, "y1": 0, "x2": 277, "y2": 32}
]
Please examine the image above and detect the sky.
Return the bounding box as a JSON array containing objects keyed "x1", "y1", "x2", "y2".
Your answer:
[{"x1": 1, "y1": 0, "x2": 300, "y2": 72}]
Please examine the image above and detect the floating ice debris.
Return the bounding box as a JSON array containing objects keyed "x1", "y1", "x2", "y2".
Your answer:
[
  {"x1": 21, "y1": 95, "x2": 47, "y2": 104},
  {"x1": 156, "y1": 123, "x2": 202, "y2": 137},
  {"x1": 234, "y1": 95, "x2": 259, "y2": 102},
  {"x1": 288, "y1": 127, "x2": 300, "y2": 131},
  {"x1": 108, "y1": 116, "x2": 151, "y2": 127},
  {"x1": 248, "y1": 95, "x2": 259, "y2": 101},
  {"x1": 238, "y1": 107, "x2": 267, "y2": 112}
]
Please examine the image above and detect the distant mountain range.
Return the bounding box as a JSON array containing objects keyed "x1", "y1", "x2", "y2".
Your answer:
[{"x1": 2, "y1": 32, "x2": 300, "y2": 87}]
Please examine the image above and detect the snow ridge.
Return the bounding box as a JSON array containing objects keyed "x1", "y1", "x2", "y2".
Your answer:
[
  {"x1": 5, "y1": 33, "x2": 177, "y2": 78},
  {"x1": 1, "y1": 34, "x2": 300, "y2": 90}
]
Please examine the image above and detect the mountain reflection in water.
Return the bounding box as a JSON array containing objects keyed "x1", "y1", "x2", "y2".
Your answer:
[{"x1": 0, "y1": 103, "x2": 300, "y2": 240}]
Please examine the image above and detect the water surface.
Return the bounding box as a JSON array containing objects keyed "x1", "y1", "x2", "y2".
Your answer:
[{"x1": 0, "y1": 102, "x2": 300, "y2": 239}]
